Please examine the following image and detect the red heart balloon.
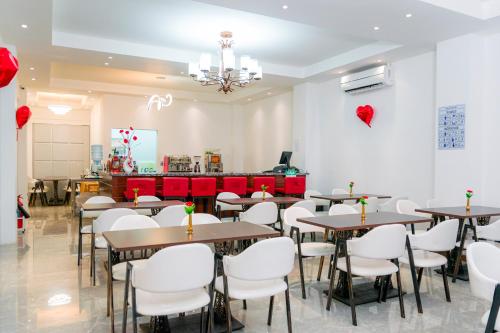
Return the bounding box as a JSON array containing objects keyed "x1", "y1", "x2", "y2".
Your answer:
[
  {"x1": 356, "y1": 105, "x2": 374, "y2": 128},
  {"x1": 16, "y1": 106, "x2": 31, "y2": 129},
  {"x1": 0, "y1": 48, "x2": 19, "y2": 88}
]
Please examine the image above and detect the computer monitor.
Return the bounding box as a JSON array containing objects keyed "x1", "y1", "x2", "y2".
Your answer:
[{"x1": 279, "y1": 151, "x2": 292, "y2": 168}]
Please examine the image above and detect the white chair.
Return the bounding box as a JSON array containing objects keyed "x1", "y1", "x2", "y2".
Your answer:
[
  {"x1": 279, "y1": 199, "x2": 316, "y2": 221},
  {"x1": 181, "y1": 213, "x2": 222, "y2": 226},
  {"x1": 239, "y1": 202, "x2": 279, "y2": 231},
  {"x1": 328, "y1": 204, "x2": 358, "y2": 216},
  {"x1": 90, "y1": 208, "x2": 138, "y2": 286},
  {"x1": 28, "y1": 178, "x2": 49, "y2": 206},
  {"x1": 396, "y1": 199, "x2": 432, "y2": 235},
  {"x1": 151, "y1": 205, "x2": 186, "y2": 227},
  {"x1": 330, "y1": 225, "x2": 407, "y2": 325},
  {"x1": 127, "y1": 243, "x2": 215, "y2": 333},
  {"x1": 136, "y1": 195, "x2": 161, "y2": 216},
  {"x1": 215, "y1": 237, "x2": 295, "y2": 333},
  {"x1": 251, "y1": 191, "x2": 274, "y2": 198},
  {"x1": 467, "y1": 242, "x2": 500, "y2": 332},
  {"x1": 353, "y1": 197, "x2": 379, "y2": 213},
  {"x1": 379, "y1": 196, "x2": 408, "y2": 212},
  {"x1": 78, "y1": 196, "x2": 116, "y2": 266},
  {"x1": 400, "y1": 219, "x2": 459, "y2": 306},
  {"x1": 284, "y1": 207, "x2": 335, "y2": 299},
  {"x1": 304, "y1": 190, "x2": 330, "y2": 212},
  {"x1": 216, "y1": 192, "x2": 243, "y2": 222}
]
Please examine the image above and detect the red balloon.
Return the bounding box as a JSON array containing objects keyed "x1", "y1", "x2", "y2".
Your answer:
[
  {"x1": 16, "y1": 106, "x2": 31, "y2": 129},
  {"x1": 356, "y1": 105, "x2": 374, "y2": 128},
  {"x1": 0, "y1": 48, "x2": 19, "y2": 88}
]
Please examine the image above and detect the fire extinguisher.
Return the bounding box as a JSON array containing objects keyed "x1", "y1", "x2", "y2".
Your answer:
[{"x1": 17, "y1": 195, "x2": 30, "y2": 233}]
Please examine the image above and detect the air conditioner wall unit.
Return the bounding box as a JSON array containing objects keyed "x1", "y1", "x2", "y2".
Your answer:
[{"x1": 340, "y1": 65, "x2": 393, "y2": 94}]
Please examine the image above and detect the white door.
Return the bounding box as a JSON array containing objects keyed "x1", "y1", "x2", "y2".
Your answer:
[{"x1": 32, "y1": 123, "x2": 90, "y2": 179}]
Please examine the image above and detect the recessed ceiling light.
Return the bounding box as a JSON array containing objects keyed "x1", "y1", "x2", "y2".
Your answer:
[
  {"x1": 376, "y1": 59, "x2": 383, "y2": 63},
  {"x1": 104, "y1": 62, "x2": 109, "y2": 66},
  {"x1": 247, "y1": 98, "x2": 252, "y2": 101},
  {"x1": 21, "y1": 24, "x2": 28, "y2": 29},
  {"x1": 405, "y1": 13, "x2": 413, "y2": 18},
  {"x1": 144, "y1": 95, "x2": 148, "y2": 98},
  {"x1": 373, "y1": 26, "x2": 380, "y2": 31},
  {"x1": 31, "y1": 78, "x2": 36, "y2": 81},
  {"x1": 267, "y1": 92, "x2": 272, "y2": 95},
  {"x1": 337, "y1": 71, "x2": 344, "y2": 74},
  {"x1": 107, "y1": 56, "x2": 113, "y2": 60},
  {"x1": 180, "y1": 71, "x2": 185, "y2": 75},
  {"x1": 193, "y1": 99, "x2": 198, "y2": 102},
  {"x1": 88, "y1": 90, "x2": 92, "y2": 94},
  {"x1": 282, "y1": 4, "x2": 288, "y2": 10},
  {"x1": 29, "y1": 67, "x2": 35, "y2": 71}
]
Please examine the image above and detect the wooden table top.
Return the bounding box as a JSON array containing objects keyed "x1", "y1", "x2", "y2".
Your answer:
[
  {"x1": 82, "y1": 200, "x2": 184, "y2": 212},
  {"x1": 297, "y1": 212, "x2": 432, "y2": 231},
  {"x1": 216, "y1": 197, "x2": 303, "y2": 206},
  {"x1": 415, "y1": 206, "x2": 500, "y2": 218},
  {"x1": 41, "y1": 176, "x2": 69, "y2": 181},
  {"x1": 103, "y1": 221, "x2": 280, "y2": 251},
  {"x1": 310, "y1": 194, "x2": 392, "y2": 202}
]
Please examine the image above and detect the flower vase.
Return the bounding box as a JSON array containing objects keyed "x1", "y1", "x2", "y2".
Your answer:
[
  {"x1": 133, "y1": 189, "x2": 139, "y2": 206},
  {"x1": 123, "y1": 149, "x2": 134, "y2": 174},
  {"x1": 262, "y1": 190, "x2": 266, "y2": 200},
  {"x1": 187, "y1": 214, "x2": 193, "y2": 235},
  {"x1": 349, "y1": 188, "x2": 353, "y2": 197},
  {"x1": 361, "y1": 205, "x2": 366, "y2": 222},
  {"x1": 466, "y1": 198, "x2": 471, "y2": 212}
]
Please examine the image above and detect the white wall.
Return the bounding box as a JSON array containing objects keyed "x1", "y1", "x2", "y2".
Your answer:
[
  {"x1": 296, "y1": 52, "x2": 436, "y2": 206},
  {"x1": 241, "y1": 92, "x2": 293, "y2": 172}
]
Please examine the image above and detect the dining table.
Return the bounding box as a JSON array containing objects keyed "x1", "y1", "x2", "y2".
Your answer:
[
  {"x1": 297, "y1": 211, "x2": 433, "y2": 314},
  {"x1": 310, "y1": 193, "x2": 392, "y2": 206},
  {"x1": 102, "y1": 221, "x2": 280, "y2": 333},
  {"x1": 415, "y1": 206, "x2": 500, "y2": 281},
  {"x1": 40, "y1": 176, "x2": 69, "y2": 206}
]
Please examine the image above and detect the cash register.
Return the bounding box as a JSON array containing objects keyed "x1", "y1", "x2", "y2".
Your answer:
[{"x1": 268, "y1": 151, "x2": 300, "y2": 173}]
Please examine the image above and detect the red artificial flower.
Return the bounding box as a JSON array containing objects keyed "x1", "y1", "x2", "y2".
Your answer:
[
  {"x1": 119, "y1": 129, "x2": 124, "y2": 133},
  {"x1": 123, "y1": 139, "x2": 129, "y2": 144},
  {"x1": 362, "y1": 196, "x2": 369, "y2": 199},
  {"x1": 133, "y1": 136, "x2": 137, "y2": 141},
  {"x1": 125, "y1": 130, "x2": 129, "y2": 135},
  {"x1": 467, "y1": 189, "x2": 473, "y2": 193},
  {"x1": 185, "y1": 201, "x2": 194, "y2": 207},
  {"x1": 130, "y1": 126, "x2": 134, "y2": 130}
]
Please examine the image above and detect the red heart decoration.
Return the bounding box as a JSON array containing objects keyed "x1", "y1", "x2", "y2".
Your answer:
[
  {"x1": 0, "y1": 48, "x2": 19, "y2": 88},
  {"x1": 356, "y1": 105, "x2": 374, "y2": 128},
  {"x1": 16, "y1": 105, "x2": 32, "y2": 129}
]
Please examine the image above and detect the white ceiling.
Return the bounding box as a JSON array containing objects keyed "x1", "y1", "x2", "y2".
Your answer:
[{"x1": 1, "y1": 0, "x2": 499, "y2": 103}]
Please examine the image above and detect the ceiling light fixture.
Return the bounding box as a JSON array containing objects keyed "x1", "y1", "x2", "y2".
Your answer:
[
  {"x1": 108, "y1": 56, "x2": 113, "y2": 59},
  {"x1": 180, "y1": 71, "x2": 185, "y2": 75},
  {"x1": 282, "y1": 5, "x2": 288, "y2": 10},
  {"x1": 377, "y1": 59, "x2": 382, "y2": 63},
  {"x1": 29, "y1": 67, "x2": 35, "y2": 71},
  {"x1": 48, "y1": 104, "x2": 72, "y2": 115},
  {"x1": 31, "y1": 78, "x2": 36, "y2": 81},
  {"x1": 189, "y1": 31, "x2": 262, "y2": 94},
  {"x1": 88, "y1": 90, "x2": 92, "y2": 94},
  {"x1": 373, "y1": 26, "x2": 380, "y2": 31},
  {"x1": 104, "y1": 62, "x2": 109, "y2": 66},
  {"x1": 247, "y1": 98, "x2": 252, "y2": 101},
  {"x1": 267, "y1": 92, "x2": 272, "y2": 95},
  {"x1": 21, "y1": 24, "x2": 28, "y2": 29},
  {"x1": 405, "y1": 13, "x2": 413, "y2": 18}
]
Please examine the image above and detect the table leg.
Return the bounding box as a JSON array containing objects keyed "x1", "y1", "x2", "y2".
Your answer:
[
  {"x1": 406, "y1": 235, "x2": 423, "y2": 313},
  {"x1": 107, "y1": 245, "x2": 115, "y2": 333},
  {"x1": 53, "y1": 180, "x2": 60, "y2": 204}
]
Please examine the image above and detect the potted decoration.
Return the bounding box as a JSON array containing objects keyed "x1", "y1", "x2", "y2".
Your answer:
[
  {"x1": 359, "y1": 196, "x2": 368, "y2": 221},
  {"x1": 133, "y1": 188, "x2": 139, "y2": 206},
  {"x1": 466, "y1": 189, "x2": 473, "y2": 212},
  {"x1": 184, "y1": 201, "x2": 196, "y2": 235},
  {"x1": 261, "y1": 184, "x2": 269, "y2": 199},
  {"x1": 349, "y1": 181, "x2": 354, "y2": 197},
  {"x1": 120, "y1": 127, "x2": 138, "y2": 174}
]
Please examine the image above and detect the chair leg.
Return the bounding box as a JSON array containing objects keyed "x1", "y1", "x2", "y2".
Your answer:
[
  {"x1": 346, "y1": 254, "x2": 357, "y2": 326},
  {"x1": 417, "y1": 267, "x2": 424, "y2": 289},
  {"x1": 223, "y1": 275, "x2": 232, "y2": 333},
  {"x1": 395, "y1": 259, "x2": 405, "y2": 318},
  {"x1": 200, "y1": 306, "x2": 205, "y2": 333},
  {"x1": 294, "y1": 228, "x2": 307, "y2": 299},
  {"x1": 377, "y1": 276, "x2": 386, "y2": 303},
  {"x1": 267, "y1": 296, "x2": 274, "y2": 326},
  {"x1": 78, "y1": 210, "x2": 83, "y2": 266},
  {"x1": 284, "y1": 276, "x2": 292, "y2": 333},
  {"x1": 486, "y1": 284, "x2": 500, "y2": 333},
  {"x1": 382, "y1": 274, "x2": 391, "y2": 302},
  {"x1": 122, "y1": 263, "x2": 131, "y2": 333},
  {"x1": 316, "y1": 255, "x2": 325, "y2": 282},
  {"x1": 453, "y1": 227, "x2": 468, "y2": 283},
  {"x1": 327, "y1": 254, "x2": 333, "y2": 280},
  {"x1": 242, "y1": 300, "x2": 247, "y2": 310},
  {"x1": 441, "y1": 264, "x2": 451, "y2": 302},
  {"x1": 326, "y1": 241, "x2": 341, "y2": 311},
  {"x1": 131, "y1": 286, "x2": 138, "y2": 333}
]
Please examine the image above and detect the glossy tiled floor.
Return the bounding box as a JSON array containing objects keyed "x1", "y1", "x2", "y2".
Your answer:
[{"x1": 0, "y1": 205, "x2": 490, "y2": 332}]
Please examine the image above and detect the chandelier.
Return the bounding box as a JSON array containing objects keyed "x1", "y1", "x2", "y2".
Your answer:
[{"x1": 188, "y1": 31, "x2": 262, "y2": 94}]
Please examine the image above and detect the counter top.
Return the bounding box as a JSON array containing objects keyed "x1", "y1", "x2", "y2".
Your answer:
[{"x1": 102, "y1": 172, "x2": 307, "y2": 177}]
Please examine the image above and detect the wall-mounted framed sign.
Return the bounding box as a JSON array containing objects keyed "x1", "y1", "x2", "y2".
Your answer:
[{"x1": 438, "y1": 104, "x2": 465, "y2": 150}]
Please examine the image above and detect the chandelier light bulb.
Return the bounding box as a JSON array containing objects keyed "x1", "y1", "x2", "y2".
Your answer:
[
  {"x1": 199, "y1": 53, "x2": 212, "y2": 72},
  {"x1": 222, "y1": 48, "x2": 235, "y2": 71},
  {"x1": 248, "y1": 59, "x2": 258, "y2": 75},
  {"x1": 254, "y1": 66, "x2": 263, "y2": 80},
  {"x1": 240, "y1": 55, "x2": 251, "y2": 71},
  {"x1": 188, "y1": 62, "x2": 198, "y2": 77},
  {"x1": 48, "y1": 105, "x2": 72, "y2": 115}
]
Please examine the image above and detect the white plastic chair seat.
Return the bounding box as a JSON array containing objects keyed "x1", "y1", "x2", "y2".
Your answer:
[
  {"x1": 112, "y1": 259, "x2": 148, "y2": 281},
  {"x1": 481, "y1": 311, "x2": 500, "y2": 331},
  {"x1": 456, "y1": 239, "x2": 500, "y2": 250},
  {"x1": 95, "y1": 236, "x2": 108, "y2": 249},
  {"x1": 314, "y1": 211, "x2": 329, "y2": 217},
  {"x1": 82, "y1": 211, "x2": 102, "y2": 219},
  {"x1": 135, "y1": 288, "x2": 210, "y2": 316},
  {"x1": 297, "y1": 242, "x2": 335, "y2": 257},
  {"x1": 217, "y1": 201, "x2": 243, "y2": 212},
  {"x1": 399, "y1": 250, "x2": 447, "y2": 268},
  {"x1": 337, "y1": 256, "x2": 398, "y2": 277},
  {"x1": 81, "y1": 225, "x2": 92, "y2": 234},
  {"x1": 215, "y1": 276, "x2": 287, "y2": 300}
]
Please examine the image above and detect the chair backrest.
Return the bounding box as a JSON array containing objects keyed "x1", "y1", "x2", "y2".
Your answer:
[
  {"x1": 252, "y1": 177, "x2": 276, "y2": 194},
  {"x1": 251, "y1": 191, "x2": 274, "y2": 198},
  {"x1": 347, "y1": 224, "x2": 407, "y2": 260},
  {"x1": 181, "y1": 213, "x2": 222, "y2": 226},
  {"x1": 332, "y1": 188, "x2": 349, "y2": 195},
  {"x1": 467, "y1": 242, "x2": 500, "y2": 302},
  {"x1": 353, "y1": 197, "x2": 379, "y2": 213},
  {"x1": 162, "y1": 177, "x2": 189, "y2": 197},
  {"x1": 223, "y1": 237, "x2": 295, "y2": 281},
  {"x1": 93, "y1": 208, "x2": 138, "y2": 233},
  {"x1": 152, "y1": 205, "x2": 186, "y2": 227},
  {"x1": 133, "y1": 243, "x2": 214, "y2": 293},
  {"x1": 477, "y1": 220, "x2": 500, "y2": 242},
  {"x1": 137, "y1": 195, "x2": 161, "y2": 202},
  {"x1": 216, "y1": 192, "x2": 242, "y2": 211},
  {"x1": 110, "y1": 215, "x2": 160, "y2": 231},
  {"x1": 222, "y1": 177, "x2": 247, "y2": 196},
  {"x1": 125, "y1": 178, "x2": 156, "y2": 197},
  {"x1": 284, "y1": 207, "x2": 315, "y2": 230},
  {"x1": 191, "y1": 177, "x2": 217, "y2": 197},
  {"x1": 290, "y1": 199, "x2": 316, "y2": 214},
  {"x1": 84, "y1": 195, "x2": 116, "y2": 205},
  {"x1": 328, "y1": 204, "x2": 358, "y2": 215},
  {"x1": 304, "y1": 189, "x2": 330, "y2": 207},
  {"x1": 240, "y1": 202, "x2": 278, "y2": 225},
  {"x1": 379, "y1": 196, "x2": 408, "y2": 212},
  {"x1": 409, "y1": 219, "x2": 459, "y2": 251},
  {"x1": 283, "y1": 176, "x2": 306, "y2": 194},
  {"x1": 396, "y1": 199, "x2": 426, "y2": 217}
]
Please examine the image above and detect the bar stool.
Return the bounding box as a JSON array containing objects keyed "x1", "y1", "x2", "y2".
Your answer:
[
  {"x1": 248, "y1": 176, "x2": 276, "y2": 195},
  {"x1": 190, "y1": 177, "x2": 217, "y2": 213},
  {"x1": 217, "y1": 177, "x2": 247, "y2": 196},
  {"x1": 276, "y1": 176, "x2": 306, "y2": 197},
  {"x1": 159, "y1": 177, "x2": 189, "y2": 201},
  {"x1": 124, "y1": 178, "x2": 156, "y2": 201}
]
